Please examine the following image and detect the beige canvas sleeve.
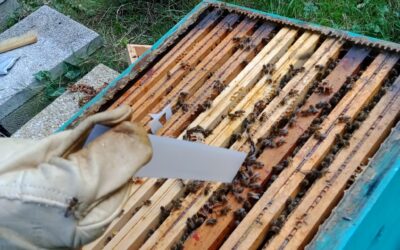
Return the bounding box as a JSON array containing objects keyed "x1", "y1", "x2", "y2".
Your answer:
[{"x1": 0, "y1": 105, "x2": 152, "y2": 249}]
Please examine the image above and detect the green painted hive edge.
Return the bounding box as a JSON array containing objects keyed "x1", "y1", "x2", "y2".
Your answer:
[{"x1": 308, "y1": 122, "x2": 400, "y2": 250}]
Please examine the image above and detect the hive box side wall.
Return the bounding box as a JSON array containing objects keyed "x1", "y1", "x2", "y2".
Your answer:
[{"x1": 308, "y1": 122, "x2": 400, "y2": 250}]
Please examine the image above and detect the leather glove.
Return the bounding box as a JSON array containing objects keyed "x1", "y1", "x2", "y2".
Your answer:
[{"x1": 0, "y1": 105, "x2": 152, "y2": 249}]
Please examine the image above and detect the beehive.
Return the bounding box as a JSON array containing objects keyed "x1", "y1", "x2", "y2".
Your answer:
[{"x1": 64, "y1": 1, "x2": 400, "y2": 249}]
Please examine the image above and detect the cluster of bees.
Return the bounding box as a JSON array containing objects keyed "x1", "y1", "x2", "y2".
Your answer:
[
  {"x1": 233, "y1": 35, "x2": 255, "y2": 51},
  {"x1": 263, "y1": 63, "x2": 400, "y2": 240},
  {"x1": 212, "y1": 79, "x2": 226, "y2": 93},
  {"x1": 178, "y1": 55, "x2": 358, "y2": 243},
  {"x1": 174, "y1": 58, "x2": 349, "y2": 246},
  {"x1": 175, "y1": 91, "x2": 189, "y2": 112},
  {"x1": 172, "y1": 33, "x2": 265, "y2": 115},
  {"x1": 183, "y1": 125, "x2": 212, "y2": 142},
  {"x1": 67, "y1": 82, "x2": 107, "y2": 107},
  {"x1": 180, "y1": 62, "x2": 194, "y2": 72},
  {"x1": 279, "y1": 65, "x2": 305, "y2": 89},
  {"x1": 265, "y1": 195, "x2": 301, "y2": 239},
  {"x1": 171, "y1": 183, "x2": 233, "y2": 250}
]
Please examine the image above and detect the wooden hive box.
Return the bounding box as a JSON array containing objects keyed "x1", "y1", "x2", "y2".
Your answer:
[{"x1": 57, "y1": 1, "x2": 400, "y2": 249}]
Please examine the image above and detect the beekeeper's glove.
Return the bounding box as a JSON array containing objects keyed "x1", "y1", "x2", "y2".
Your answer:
[{"x1": 0, "y1": 105, "x2": 152, "y2": 249}]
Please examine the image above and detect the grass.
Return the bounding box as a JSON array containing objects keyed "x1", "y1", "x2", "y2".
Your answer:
[{"x1": 4, "y1": 0, "x2": 400, "y2": 74}]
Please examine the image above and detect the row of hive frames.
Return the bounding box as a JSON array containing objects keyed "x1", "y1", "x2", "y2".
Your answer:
[{"x1": 84, "y1": 7, "x2": 400, "y2": 250}]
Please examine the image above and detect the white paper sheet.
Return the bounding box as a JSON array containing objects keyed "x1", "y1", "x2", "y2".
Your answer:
[{"x1": 85, "y1": 124, "x2": 246, "y2": 183}]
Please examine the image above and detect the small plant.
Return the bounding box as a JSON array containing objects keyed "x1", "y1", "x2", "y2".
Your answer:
[
  {"x1": 5, "y1": 13, "x2": 20, "y2": 30},
  {"x1": 34, "y1": 62, "x2": 83, "y2": 100},
  {"x1": 34, "y1": 71, "x2": 64, "y2": 100},
  {"x1": 63, "y1": 62, "x2": 82, "y2": 81}
]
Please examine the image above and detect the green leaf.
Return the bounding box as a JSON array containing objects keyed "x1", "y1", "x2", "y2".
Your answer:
[
  {"x1": 64, "y1": 69, "x2": 81, "y2": 80},
  {"x1": 63, "y1": 62, "x2": 81, "y2": 80},
  {"x1": 50, "y1": 87, "x2": 66, "y2": 98},
  {"x1": 34, "y1": 71, "x2": 52, "y2": 82}
]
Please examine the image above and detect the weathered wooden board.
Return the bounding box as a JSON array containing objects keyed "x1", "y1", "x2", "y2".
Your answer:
[
  {"x1": 221, "y1": 53, "x2": 399, "y2": 250},
  {"x1": 108, "y1": 28, "x2": 297, "y2": 250},
  {"x1": 127, "y1": 44, "x2": 151, "y2": 64},
  {"x1": 208, "y1": 33, "x2": 320, "y2": 147},
  {"x1": 183, "y1": 46, "x2": 370, "y2": 250},
  {"x1": 308, "y1": 118, "x2": 400, "y2": 250},
  {"x1": 185, "y1": 27, "x2": 296, "y2": 132},
  {"x1": 159, "y1": 23, "x2": 276, "y2": 137},
  {"x1": 267, "y1": 75, "x2": 400, "y2": 250},
  {"x1": 138, "y1": 30, "x2": 303, "y2": 249}
]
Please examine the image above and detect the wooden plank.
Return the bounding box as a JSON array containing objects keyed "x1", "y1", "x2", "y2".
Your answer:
[
  {"x1": 0, "y1": 31, "x2": 38, "y2": 53},
  {"x1": 129, "y1": 14, "x2": 241, "y2": 122},
  {"x1": 110, "y1": 10, "x2": 222, "y2": 109},
  {"x1": 112, "y1": 30, "x2": 293, "y2": 249},
  {"x1": 127, "y1": 44, "x2": 151, "y2": 64},
  {"x1": 266, "y1": 75, "x2": 400, "y2": 249},
  {"x1": 92, "y1": 21, "x2": 274, "y2": 250},
  {"x1": 220, "y1": 53, "x2": 399, "y2": 250},
  {"x1": 138, "y1": 33, "x2": 325, "y2": 250},
  {"x1": 134, "y1": 29, "x2": 298, "y2": 250},
  {"x1": 185, "y1": 27, "x2": 296, "y2": 132},
  {"x1": 251, "y1": 53, "x2": 397, "y2": 219},
  {"x1": 140, "y1": 184, "x2": 217, "y2": 250},
  {"x1": 208, "y1": 33, "x2": 320, "y2": 147},
  {"x1": 308, "y1": 124, "x2": 400, "y2": 250},
  {"x1": 183, "y1": 46, "x2": 370, "y2": 250},
  {"x1": 158, "y1": 23, "x2": 276, "y2": 137},
  {"x1": 105, "y1": 179, "x2": 184, "y2": 249},
  {"x1": 101, "y1": 18, "x2": 259, "y2": 249},
  {"x1": 139, "y1": 17, "x2": 258, "y2": 126},
  {"x1": 85, "y1": 179, "x2": 161, "y2": 249}
]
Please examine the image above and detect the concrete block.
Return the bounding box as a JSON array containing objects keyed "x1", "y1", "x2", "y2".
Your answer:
[
  {"x1": 12, "y1": 64, "x2": 119, "y2": 139},
  {"x1": 0, "y1": 0, "x2": 20, "y2": 30},
  {"x1": 0, "y1": 5, "x2": 102, "y2": 134}
]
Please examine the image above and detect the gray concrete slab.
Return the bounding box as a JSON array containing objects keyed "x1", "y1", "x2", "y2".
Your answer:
[
  {"x1": 12, "y1": 64, "x2": 118, "y2": 139},
  {"x1": 0, "y1": 5, "x2": 102, "y2": 134},
  {"x1": 0, "y1": 0, "x2": 20, "y2": 30}
]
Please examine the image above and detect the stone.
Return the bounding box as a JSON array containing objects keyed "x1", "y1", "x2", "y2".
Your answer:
[
  {"x1": 0, "y1": 0, "x2": 20, "y2": 30},
  {"x1": 12, "y1": 64, "x2": 119, "y2": 139},
  {"x1": 0, "y1": 5, "x2": 102, "y2": 135}
]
